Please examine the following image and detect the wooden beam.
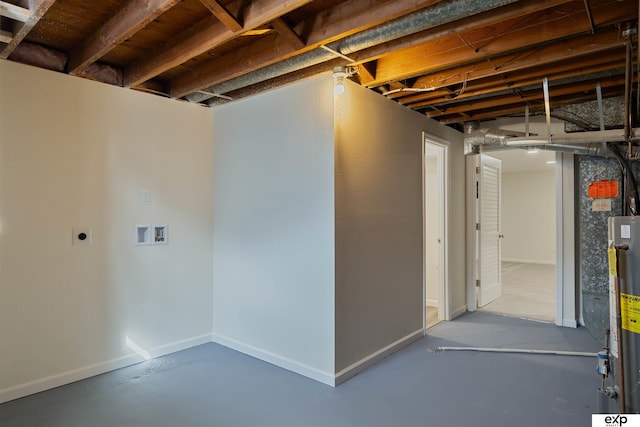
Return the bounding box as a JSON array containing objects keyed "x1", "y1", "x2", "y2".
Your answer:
[
  {"x1": 401, "y1": 52, "x2": 625, "y2": 107},
  {"x1": 355, "y1": 61, "x2": 377, "y2": 83},
  {"x1": 367, "y1": 0, "x2": 635, "y2": 86},
  {"x1": 168, "y1": 32, "x2": 298, "y2": 98},
  {"x1": 437, "y1": 88, "x2": 627, "y2": 124},
  {"x1": 427, "y1": 76, "x2": 626, "y2": 117},
  {"x1": 168, "y1": 0, "x2": 572, "y2": 99},
  {"x1": 303, "y1": 0, "x2": 438, "y2": 47},
  {"x1": 271, "y1": 17, "x2": 304, "y2": 50},
  {"x1": 0, "y1": 29, "x2": 12, "y2": 44},
  {"x1": 435, "y1": 84, "x2": 629, "y2": 123},
  {"x1": 412, "y1": 28, "x2": 625, "y2": 93},
  {"x1": 167, "y1": 0, "x2": 461, "y2": 98},
  {"x1": 68, "y1": 0, "x2": 179, "y2": 75},
  {"x1": 346, "y1": 0, "x2": 573, "y2": 70},
  {"x1": 205, "y1": 56, "x2": 347, "y2": 105},
  {"x1": 406, "y1": 63, "x2": 625, "y2": 108},
  {"x1": 123, "y1": 0, "x2": 313, "y2": 88},
  {"x1": 0, "y1": 1, "x2": 28, "y2": 21},
  {"x1": 1, "y1": 0, "x2": 57, "y2": 59},
  {"x1": 198, "y1": 0, "x2": 242, "y2": 32}
]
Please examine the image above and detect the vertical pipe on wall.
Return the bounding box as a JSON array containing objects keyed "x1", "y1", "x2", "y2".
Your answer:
[{"x1": 624, "y1": 34, "x2": 632, "y2": 152}]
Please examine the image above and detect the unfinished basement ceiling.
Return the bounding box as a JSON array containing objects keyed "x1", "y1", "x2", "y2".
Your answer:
[{"x1": 0, "y1": 0, "x2": 637, "y2": 126}]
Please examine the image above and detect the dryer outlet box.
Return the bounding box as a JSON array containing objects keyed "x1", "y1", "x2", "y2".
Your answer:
[{"x1": 73, "y1": 227, "x2": 92, "y2": 245}]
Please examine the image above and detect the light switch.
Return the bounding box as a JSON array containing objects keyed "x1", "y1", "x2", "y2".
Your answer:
[{"x1": 141, "y1": 191, "x2": 151, "y2": 205}]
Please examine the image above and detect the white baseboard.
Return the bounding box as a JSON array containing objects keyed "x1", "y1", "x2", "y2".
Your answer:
[
  {"x1": 502, "y1": 258, "x2": 556, "y2": 266},
  {"x1": 0, "y1": 333, "x2": 212, "y2": 404},
  {"x1": 557, "y1": 318, "x2": 578, "y2": 328},
  {"x1": 211, "y1": 333, "x2": 335, "y2": 386},
  {"x1": 425, "y1": 298, "x2": 439, "y2": 307},
  {"x1": 450, "y1": 305, "x2": 467, "y2": 320},
  {"x1": 334, "y1": 329, "x2": 423, "y2": 386}
]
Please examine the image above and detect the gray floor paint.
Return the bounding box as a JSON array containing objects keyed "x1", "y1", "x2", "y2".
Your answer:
[{"x1": 0, "y1": 312, "x2": 602, "y2": 427}]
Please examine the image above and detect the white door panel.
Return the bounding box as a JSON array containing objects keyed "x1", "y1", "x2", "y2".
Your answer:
[{"x1": 478, "y1": 154, "x2": 502, "y2": 307}]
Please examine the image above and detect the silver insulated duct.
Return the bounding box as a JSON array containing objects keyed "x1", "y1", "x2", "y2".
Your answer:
[
  {"x1": 185, "y1": 0, "x2": 521, "y2": 104},
  {"x1": 464, "y1": 122, "x2": 640, "y2": 157}
]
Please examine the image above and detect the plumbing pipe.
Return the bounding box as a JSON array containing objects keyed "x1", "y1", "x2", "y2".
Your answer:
[{"x1": 434, "y1": 346, "x2": 598, "y2": 357}]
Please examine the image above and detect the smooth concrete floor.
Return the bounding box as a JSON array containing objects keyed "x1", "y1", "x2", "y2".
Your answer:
[{"x1": 0, "y1": 312, "x2": 602, "y2": 427}]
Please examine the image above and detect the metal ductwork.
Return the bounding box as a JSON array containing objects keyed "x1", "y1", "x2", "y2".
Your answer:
[
  {"x1": 185, "y1": 0, "x2": 521, "y2": 104},
  {"x1": 464, "y1": 122, "x2": 640, "y2": 158}
]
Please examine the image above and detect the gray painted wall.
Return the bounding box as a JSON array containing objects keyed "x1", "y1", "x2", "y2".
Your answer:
[
  {"x1": 211, "y1": 77, "x2": 336, "y2": 378},
  {"x1": 334, "y1": 80, "x2": 465, "y2": 372},
  {"x1": 334, "y1": 81, "x2": 424, "y2": 371}
]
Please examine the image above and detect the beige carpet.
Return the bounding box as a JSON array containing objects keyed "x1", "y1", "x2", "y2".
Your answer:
[{"x1": 481, "y1": 262, "x2": 556, "y2": 323}]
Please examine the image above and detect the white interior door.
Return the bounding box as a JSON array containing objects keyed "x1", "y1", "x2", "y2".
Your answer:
[
  {"x1": 424, "y1": 137, "x2": 448, "y2": 324},
  {"x1": 477, "y1": 154, "x2": 502, "y2": 307}
]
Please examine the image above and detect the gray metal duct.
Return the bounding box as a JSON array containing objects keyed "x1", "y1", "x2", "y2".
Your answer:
[
  {"x1": 185, "y1": 0, "x2": 520, "y2": 104},
  {"x1": 464, "y1": 127, "x2": 640, "y2": 157}
]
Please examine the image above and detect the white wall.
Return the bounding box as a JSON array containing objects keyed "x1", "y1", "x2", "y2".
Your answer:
[
  {"x1": 501, "y1": 169, "x2": 556, "y2": 264},
  {"x1": 425, "y1": 155, "x2": 439, "y2": 305},
  {"x1": 424, "y1": 121, "x2": 466, "y2": 320},
  {"x1": 211, "y1": 77, "x2": 336, "y2": 382},
  {"x1": 0, "y1": 60, "x2": 214, "y2": 403},
  {"x1": 0, "y1": 62, "x2": 468, "y2": 396}
]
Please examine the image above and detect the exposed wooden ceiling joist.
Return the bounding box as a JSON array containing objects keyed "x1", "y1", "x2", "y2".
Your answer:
[
  {"x1": 0, "y1": 29, "x2": 12, "y2": 44},
  {"x1": 270, "y1": 17, "x2": 305, "y2": 50},
  {"x1": 426, "y1": 75, "x2": 627, "y2": 118},
  {"x1": 1, "y1": 0, "x2": 636, "y2": 126},
  {"x1": 438, "y1": 87, "x2": 628, "y2": 123},
  {"x1": 411, "y1": 27, "x2": 627, "y2": 93},
  {"x1": 1, "y1": 0, "x2": 57, "y2": 59},
  {"x1": 168, "y1": 0, "x2": 438, "y2": 98},
  {"x1": 400, "y1": 54, "x2": 625, "y2": 107},
  {"x1": 367, "y1": 0, "x2": 635, "y2": 87},
  {"x1": 68, "y1": 0, "x2": 180, "y2": 75},
  {"x1": 198, "y1": 0, "x2": 243, "y2": 32},
  {"x1": 123, "y1": 0, "x2": 314, "y2": 88},
  {"x1": 0, "y1": 1, "x2": 29, "y2": 22}
]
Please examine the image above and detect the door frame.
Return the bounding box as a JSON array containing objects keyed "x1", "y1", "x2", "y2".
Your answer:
[
  {"x1": 423, "y1": 133, "x2": 450, "y2": 330},
  {"x1": 465, "y1": 151, "x2": 577, "y2": 327},
  {"x1": 556, "y1": 152, "x2": 578, "y2": 327}
]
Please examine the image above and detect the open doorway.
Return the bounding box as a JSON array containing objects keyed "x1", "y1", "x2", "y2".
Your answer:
[
  {"x1": 478, "y1": 149, "x2": 557, "y2": 323},
  {"x1": 424, "y1": 137, "x2": 448, "y2": 329}
]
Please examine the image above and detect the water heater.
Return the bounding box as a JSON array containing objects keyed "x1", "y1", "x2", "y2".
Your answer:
[{"x1": 600, "y1": 217, "x2": 640, "y2": 413}]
